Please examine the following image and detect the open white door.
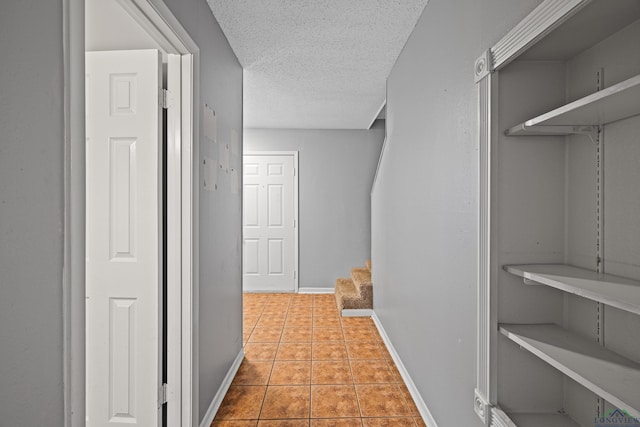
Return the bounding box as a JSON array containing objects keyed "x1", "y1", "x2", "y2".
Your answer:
[
  {"x1": 243, "y1": 154, "x2": 297, "y2": 292},
  {"x1": 86, "y1": 49, "x2": 162, "y2": 427}
]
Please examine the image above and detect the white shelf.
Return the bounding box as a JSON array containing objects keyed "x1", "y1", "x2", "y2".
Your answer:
[
  {"x1": 506, "y1": 73, "x2": 640, "y2": 135},
  {"x1": 504, "y1": 264, "x2": 640, "y2": 316},
  {"x1": 508, "y1": 413, "x2": 580, "y2": 427},
  {"x1": 500, "y1": 323, "x2": 640, "y2": 417}
]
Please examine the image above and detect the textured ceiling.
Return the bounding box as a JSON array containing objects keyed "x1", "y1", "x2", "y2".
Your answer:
[{"x1": 207, "y1": 0, "x2": 428, "y2": 129}]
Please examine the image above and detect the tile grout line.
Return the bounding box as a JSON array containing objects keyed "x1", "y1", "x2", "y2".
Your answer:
[
  {"x1": 309, "y1": 295, "x2": 314, "y2": 423},
  {"x1": 347, "y1": 337, "x2": 364, "y2": 423},
  {"x1": 242, "y1": 296, "x2": 265, "y2": 344},
  {"x1": 260, "y1": 294, "x2": 287, "y2": 422},
  {"x1": 254, "y1": 296, "x2": 272, "y2": 423}
]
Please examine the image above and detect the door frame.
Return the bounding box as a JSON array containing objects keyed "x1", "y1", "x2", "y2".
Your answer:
[
  {"x1": 63, "y1": 0, "x2": 200, "y2": 425},
  {"x1": 243, "y1": 151, "x2": 300, "y2": 293}
]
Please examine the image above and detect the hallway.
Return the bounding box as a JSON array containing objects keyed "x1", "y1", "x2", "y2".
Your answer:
[{"x1": 212, "y1": 293, "x2": 426, "y2": 426}]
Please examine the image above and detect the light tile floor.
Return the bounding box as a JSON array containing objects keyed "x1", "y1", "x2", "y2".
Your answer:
[{"x1": 212, "y1": 293, "x2": 426, "y2": 427}]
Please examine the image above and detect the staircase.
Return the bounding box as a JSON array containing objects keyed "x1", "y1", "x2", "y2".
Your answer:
[{"x1": 334, "y1": 259, "x2": 373, "y2": 315}]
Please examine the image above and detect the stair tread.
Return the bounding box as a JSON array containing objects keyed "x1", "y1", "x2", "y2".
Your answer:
[
  {"x1": 351, "y1": 267, "x2": 372, "y2": 288},
  {"x1": 335, "y1": 277, "x2": 357, "y2": 295}
]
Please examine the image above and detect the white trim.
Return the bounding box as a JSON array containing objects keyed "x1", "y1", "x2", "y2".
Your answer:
[
  {"x1": 63, "y1": 0, "x2": 85, "y2": 425},
  {"x1": 474, "y1": 388, "x2": 490, "y2": 426},
  {"x1": 66, "y1": 1, "x2": 198, "y2": 426},
  {"x1": 474, "y1": 50, "x2": 492, "y2": 83},
  {"x1": 490, "y1": 0, "x2": 590, "y2": 70},
  {"x1": 371, "y1": 313, "x2": 438, "y2": 427},
  {"x1": 341, "y1": 309, "x2": 373, "y2": 317},
  {"x1": 198, "y1": 349, "x2": 245, "y2": 427},
  {"x1": 368, "y1": 99, "x2": 386, "y2": 129},
  {"x1": 371, "y1": 134, "x2": 387, "y2": 196},
  {"x1": 371, "y1": 81, "x2": 389, "y2": 196},
  {"x1": 243, "y1": 151, "x2": 300, "y2": 293},
  {"x1": 476, "y1": 72, "x2": 494, "y2": 417},
  {"x1": 293, "y1": 151, "x2": 299, "y2": 293},
  {"x1": 298, "y1": 287, "x2": 335, "y2": 294},
  {"x1": 166, "y1": 53, "x2": 182, "y2": 427},
  {"x1": 243, "y1": 291, "x2": 297, "y2": 294},
  {"x1": 119, "y1": 0, "x2": 199, "y2": 55},
  {"x1": 182, "y1": 52, "x2": 199, "y2": 427}
]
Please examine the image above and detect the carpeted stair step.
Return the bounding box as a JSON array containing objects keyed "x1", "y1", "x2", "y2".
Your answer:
[
  {"x1": 351, "y1": 267, "x2": 371, "y2": 288},
  {"x1": 334, "y1": 263, "x2": 374, "y2": 312},
  {"x1": 334, "y1": 278, "x2": 357, "y2": 311},
  {"x1": 349, "y1": 266, "x2": 373, "y2": 310},
  {"x1": 336, "y1": 277, "x2": 357, "y2": 297}
]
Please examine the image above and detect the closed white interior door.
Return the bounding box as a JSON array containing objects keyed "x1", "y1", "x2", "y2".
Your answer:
[
  {"x1": 243, "y1": 154, "x2": 297, "y2": 292},
  {"x1": 86, "y1": 50, "x2": 162, "y2": 427}
]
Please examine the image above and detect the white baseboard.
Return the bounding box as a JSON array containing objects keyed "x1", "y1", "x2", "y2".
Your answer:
[
  {"x1": 371, "y1": 313, "x2": 438, "y2": 427},
  {"x1": 199, "y1": 348, "x2": 245, "y2": 427},
  {"x1": 243, "y1": 290, "x2": 295, "y2": 293},
  {"x1": 341, "y1": 309, "x2": 374, "y2": 317},
  {"x1": 297, "y1": 287, "x2": 335, "y2": 294}
]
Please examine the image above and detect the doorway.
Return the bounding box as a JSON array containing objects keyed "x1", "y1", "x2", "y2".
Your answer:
[
  {"x1": 243, "y1": 152, "x2": 299, "y2": 293},
  {"x1": 65, "y1": 0, "x2": 199, "y2": 425}
]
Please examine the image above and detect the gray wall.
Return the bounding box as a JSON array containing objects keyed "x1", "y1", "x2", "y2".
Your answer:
[
  {"x1": 162, "y1": 0, "x2": 244, "y2": 422},
  {"x1": 0, "y1": 1, "x2": 65, "y2": 425},
  {"x1": 371, "y1": 0, "x2": 541, "y2": 426},
  {"x1": 245, "y1": 122, "x2": 384, "y2": 288},
  {"x1": 0, "y1": 0, "x2": 243, "y2": 425}
]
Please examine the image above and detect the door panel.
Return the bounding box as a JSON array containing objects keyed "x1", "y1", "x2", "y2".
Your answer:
[
  {"x1": 268, "y1": 185, "x2": 284, "y2": 226},
  {"x1": 110, "y1": 138, "x2": 137, "y2": 260},
  {"x1": 244, "y1": 239, "x2": 260, "y2": 274},
  {"x1": 268, "y1": 238, "x2": 284, "y2": 274},
  {"x1": 86, "y1": 49, "x2": 162, "y2": 427},
  {"x1": 244, "y1": 184, "x2": 260, "y2": 226},
  {"x1": 243, "y1": 155, "x2": 296, "y2": 292}
]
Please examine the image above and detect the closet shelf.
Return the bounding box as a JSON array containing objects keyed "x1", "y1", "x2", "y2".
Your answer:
[
  {"x1": 500, "y1": 323, "x2": 640, "y2": 418},
  {"x1": 505, "y1": 73, "x2": 640, "y2": 136},
  {"x1": 507, "y1": 413, "x2": 581, "y2": 427},
  {"x1": 504, "y1": 264, "x2": 640, "y2": 315}
]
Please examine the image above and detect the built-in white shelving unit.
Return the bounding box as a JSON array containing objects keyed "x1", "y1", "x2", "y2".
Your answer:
[
  {"x1": 508, "y1": 413, "x2": 581, "y2": 427},
  {"x1": 505, "y1": 74, "x2": 640, "y2": 136},
  {"x1": 504, "y1": 264, "x2": 640, "y2": 315},
  {"x1": 500, "y1": 324, "x2": 640, "y2": 418},
  {"x1": 474, "y1": 1, "x2": 640, "y2": 426}
]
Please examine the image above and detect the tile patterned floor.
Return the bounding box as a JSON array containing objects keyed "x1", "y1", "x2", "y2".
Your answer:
[{"x1": 212, "y1": 293, "x2": 426, "y2": 427}]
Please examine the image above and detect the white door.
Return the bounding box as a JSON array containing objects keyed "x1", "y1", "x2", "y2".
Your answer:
[
  {"x1": 86, "y1": 50, "x2": 162, "y2": 427},
  {"x1": 243, "y1": 154, "x2": 297, "y2": 292}
]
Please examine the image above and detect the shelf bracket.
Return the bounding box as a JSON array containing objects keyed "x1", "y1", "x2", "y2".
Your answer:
[
  {"x1": 585, "y1": 126, "x2": 599, "y2": 142},
  {"x1": 504, "y1": 124, "x2": 598, "y2": 137},
  {"x1": 586, "y1": 126, "x2": 601, "y2": 145}
]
